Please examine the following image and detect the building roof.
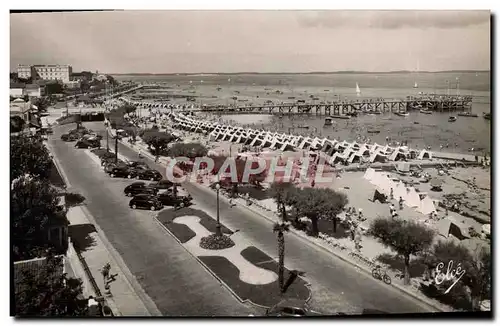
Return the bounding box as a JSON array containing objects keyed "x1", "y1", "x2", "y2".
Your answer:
[
  {"x1": 25, "y1": 84, "x2": 40, "y2": 90},
  {"x1": 10, "y1": 83, "x2": 26, "y2": 89}
]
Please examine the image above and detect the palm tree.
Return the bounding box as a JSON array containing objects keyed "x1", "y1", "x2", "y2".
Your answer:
[{"x1": 273, "y1": 222, "x2": 290, "y2": 293}]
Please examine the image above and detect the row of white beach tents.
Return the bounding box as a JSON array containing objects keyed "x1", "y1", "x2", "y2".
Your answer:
[
  {"x1": 120, "y1": 97, "x2": 434, "y2": 165},
  {"x1": 363, "y1": 168, "x2": 436, "y2": 215}
]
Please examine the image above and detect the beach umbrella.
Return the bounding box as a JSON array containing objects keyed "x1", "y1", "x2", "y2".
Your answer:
[{"x1": 430, "y1": 178, "x2": 444, "y2": 188}]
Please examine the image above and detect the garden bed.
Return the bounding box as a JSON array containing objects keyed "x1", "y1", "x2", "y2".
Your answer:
[
  {"x1": 199, "y1": 246, "x2": 310, "y2": 307},
  {"x1": 156, "y1": 207, "x2": 232, "y2": 243}
]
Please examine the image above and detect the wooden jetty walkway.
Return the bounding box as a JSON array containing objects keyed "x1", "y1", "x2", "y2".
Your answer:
[{"x1": 137, "y1": 94, "x2": 473, "y2": 116}]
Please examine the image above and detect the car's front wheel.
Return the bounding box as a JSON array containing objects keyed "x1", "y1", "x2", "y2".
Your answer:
[
  {"x1": 110, "y1": 173, "x2": 115, "y2": 178},
  {"x1": 127, "y1": 192, "x2": 132, "y2": 197},
  {"x1": 127, "y1": 174, "x2": 132, "y2": 179},
  {"x1": 150, "y1": 206, "x2": 156, "y2": 211},
  {"x1": 131, "y1": 204, "x2": 137, "y2": 209}
]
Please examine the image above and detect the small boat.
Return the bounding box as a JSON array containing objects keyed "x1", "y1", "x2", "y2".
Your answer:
[
  {"x1": 413, "y1": 81, "x2": 418, "y2": 88},
  {"x1": 297, "y1": 124, "x2": 310, "y2": 129},
  {"x1": 394, "y1": 112, "x2": 410, "y2": 117},
  {"x1": 367, "y1": 130, "x2": 380, "y2": 134},
  {"x1": 483, "y1": 113, "x2": 491, "y2": 120},
  {"x1": 356, "y1": 83, "x2": 361, "y2": 96},
  {"x1": 413, "y1": 121, "x2": 420, "y2": 124},
  {"x1": 419, "y1": 109, "x2": 432, "y2": 114},
  {"x1": 448, "y1": 116, "x2": 457, "y2": 122},
  {"x1": 324, "y1": 118, "x2": 333, "y2": 126},
  {"x1": 330, "y1": 115, "x2": 351, "y2": 120},
  {"x1": 457, "y1": 112, "x2": 478, "y2": 117},
  {"x1": 367, "y1": 111, "x2": 381, "y2": 115},
  {"x1": 346, "y1": 112, "x2": 358, "y2": 117}
]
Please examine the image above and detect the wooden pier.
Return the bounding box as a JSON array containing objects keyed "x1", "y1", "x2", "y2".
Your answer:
[{"x1": 134, "y1": 94, "x2": 473, "y2": 116}]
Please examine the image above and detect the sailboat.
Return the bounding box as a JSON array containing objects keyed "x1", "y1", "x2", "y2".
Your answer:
[
  {"x1": 413, "y1": 59, "x2": 420, "y2": 89},
  {"x1": 356, "y1": 83, "x2": 361, "y2": 96}
]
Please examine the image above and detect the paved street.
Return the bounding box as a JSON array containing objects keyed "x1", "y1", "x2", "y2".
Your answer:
[
  {"x1": 49, "y1": 123, "x2": 260, "y2": 316},
  {"x1": 82, "y1": 122, "x2": 439, "y2": 314},
  {"x1": 52, "y1": 121, "x2": 438, "y2": 315}
]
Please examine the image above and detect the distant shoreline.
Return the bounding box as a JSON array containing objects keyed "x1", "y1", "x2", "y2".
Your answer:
[{"x1": 110, "y1": 70, "x2": 490, "y2": 76}]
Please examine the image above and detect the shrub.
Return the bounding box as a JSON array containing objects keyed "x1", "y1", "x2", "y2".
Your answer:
[
  {"x1": 65, "y1": 193, "x2": 86, "y2": 207},
  {"x1": 199, "y1": 234, "x2": 235, "y2": 250}
]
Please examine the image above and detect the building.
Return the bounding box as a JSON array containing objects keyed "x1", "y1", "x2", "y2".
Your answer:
[
  {"x1": 10, "y1": 82, "x2": 25, "y2": 97},
  {"x1": 10, "y1": 83, "x2": 45, "y2": 98},
  {"x1": 24, "y1": 84, "x2": 45, "y2": 98},
  {"x1": 17, "y1": 65, "x2": 32, "y2": 80},
  {"x1": 17, "y1": 64, "x2": 73, "y2": 83}
]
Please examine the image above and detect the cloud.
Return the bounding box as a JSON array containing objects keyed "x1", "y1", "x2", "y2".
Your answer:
[{"x1": 297, "y1": 11, "x2": 490, "y2": 29}]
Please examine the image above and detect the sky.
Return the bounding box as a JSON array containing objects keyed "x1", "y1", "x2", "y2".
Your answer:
[{"x1": 10, "y1": 10, "x2": 491, "y2": 73}]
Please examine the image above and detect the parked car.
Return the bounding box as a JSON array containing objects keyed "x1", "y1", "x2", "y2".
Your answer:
[
  {"x1": 156, "y1": 192, "x2": 192, "y2": 207},
  {"x1": 108, "y1": 166, "x2": 134, "y2": 178},
  {"x1": 265, "y1": 299, "x2": 323, "y2": 317},
  {"x1": 124, "y1": 182, "x2": 158, "y2": 197},
  {"x1": 75, "y1": 139, "x2": 101, "y2": 149},
  {"x1": 129, "y1": 194, "x2": 163, "y2": 211},
  {"x1": 126, "y1": 161, "x2": 148, "y2": 169},
  {"x1": 135, "y1": 169, "x2": 163, "y2": 181},
  {"x1": 61, "y1": 133, "x2": 78, "y2": 142},
  {"x1": 150, "y1": 179, "x2": 175, "y2": 190}
]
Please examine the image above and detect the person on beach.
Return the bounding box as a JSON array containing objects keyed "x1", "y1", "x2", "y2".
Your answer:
[{"x1": 399, "y1": 197, "x2": 404, "y2": 210}]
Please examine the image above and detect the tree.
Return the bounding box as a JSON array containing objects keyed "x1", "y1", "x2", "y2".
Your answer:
[
  {"x1": 106, "y1": 75, "x2": 118, "y2": 86},
  {"x1": 273, "y1": 222, "x2": 290, "y2": 293},
  {"x1": 269, "y1": 182, "x2": 296, "y2": 221},
  {"x1": 119, "y1": 104, "x2": 136, "y2": 115},
  {"x1": 11, "y1": 116, "x2": 26, "y2": 133},
  {"x1": 15, "y1": 253, "x2": 88, "y2": 316},
  {"x1": 32, "y1": 97, "x2": 51, "y2": 112},
  {"x1": 293, "y1": 188, "x2": 349, "y2": 236},
  {"x1": 11, "y1": 175, "x2": 68, "y2": 260},
  {"x1": 168, "y1": 142, "x2": 208, "y2": 159},
  {"x1": 370, "y1": 218, "x2": 434, "y2": 285},
  {"x1": 142, "y1": 130, "x2": 176, "y2": 156},
  {"x1": 45, "y1": 81, "x2": 64, "y2": 95},
  {"x1": 432, "y1": 240, "x2": 491, "y2": 310},
  {"x1": 11, "y1": 134, "x2": 53, "y2": 181}
]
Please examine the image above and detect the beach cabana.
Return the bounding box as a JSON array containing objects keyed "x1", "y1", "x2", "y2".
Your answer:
[
  {"x1": 369, "y1": 150, "x2": 387, "y2": 163},
  {"x1": 363, "y1": 168, "x2": 376, "y2": 182},
  {"x1": 388, "y1": 148, "x2": 407, "y2": 161},
  {"x1": 347, "y1": 152, "x2": 363, "y2": 164},
  {"x1": 416, "y1": 193, "x2": 436, "y2": 215},
  {"x1": 406, "y1": 187, "x2": 421, "y2": 208},
  {"x1": 417, "y1": 150, "x2": 433, "y2": 160}
]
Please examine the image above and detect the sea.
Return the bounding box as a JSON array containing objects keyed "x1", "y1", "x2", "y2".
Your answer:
[{"x1": 114, "y1": 72, "x2": 491, "y2": 155}]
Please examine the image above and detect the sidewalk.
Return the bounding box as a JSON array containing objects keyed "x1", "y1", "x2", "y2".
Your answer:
[{"x1": 67, "y1": 206, "x2": 158, "y2": 316}]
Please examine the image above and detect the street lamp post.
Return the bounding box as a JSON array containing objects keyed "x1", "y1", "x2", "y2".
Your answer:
[
  {"x1": 215, "y1": 183, "x2": 222, "y2": 236},
  {"x1": 114, "y1": 136, "x2": 118, "y2": 163}
]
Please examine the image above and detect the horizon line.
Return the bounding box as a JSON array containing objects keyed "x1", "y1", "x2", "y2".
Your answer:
[{"x1": 107, "y1": 70, "x2": 490, "y2": 76}]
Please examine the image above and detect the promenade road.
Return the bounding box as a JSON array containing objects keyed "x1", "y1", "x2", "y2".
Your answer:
[
  {"x1": 85, "y1": 122, "x2": 439, "y2": 314},
  {"x1": 49, "y1": 124, "x2": 259, "y2": 316}
]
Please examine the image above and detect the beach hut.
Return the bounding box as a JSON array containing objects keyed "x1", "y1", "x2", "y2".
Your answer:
[
  {"x1": 389, "y1": 149, "x2": 409, "y2": 161},
  {"x1": 392, "y1": 181, "x2": 406, "y2": 199},
  {"x1": 406, "y1": 187, "x2": 421, "y2": 208},
  {"x1": 368, "y1": 150, "x2": 387, "y2": 163},
  {"x1": 363, "y1": 168, "x2": 376, "y2": 181},
  {"x1": 417, "y1": 193, "x2": 436, "y2": 215},
  {"x1": 298, "y1": 138, "x2": 312, "y2": 150},
  {"x1": 356, "y1": 145, "x2": 371, "y2": 157},
  {"x1": 347, "y1": 152, "x2": 363, "y2": 164},
  {"x1": 437, "y1": 217, "x2": 470, "y2": 240},
  {"x1": 321, "y1": 140, "x2": 335, "y2": 154},
  {"x1": 328, "y1": 153, "x2": 345, "y2": 165},
  {"x1": 417, "y1": 149, "x2": 433, "y2": 160}
]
